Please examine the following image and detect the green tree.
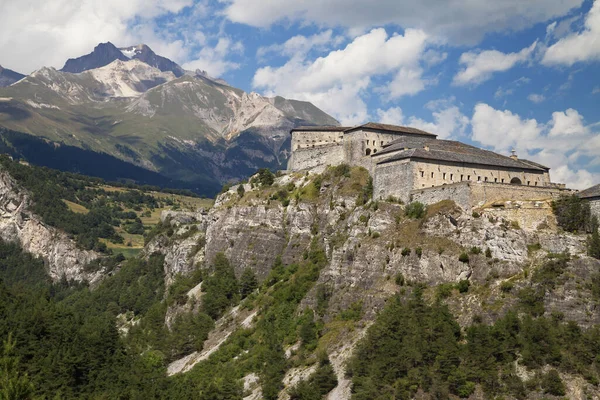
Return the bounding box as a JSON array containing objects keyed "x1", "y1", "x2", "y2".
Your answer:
[
  {"x1": 0, "y1": 334, "x2": 35, "y2": 400},
  {"x1": 551, "y1": 195, "x2": 592, "y2": 232},
  {"x1": 239, "y1": 268, "x2": 258, "y2": 298},
  {"x1": 202, "y1": 253, "x2": 239, "y2": 319}
]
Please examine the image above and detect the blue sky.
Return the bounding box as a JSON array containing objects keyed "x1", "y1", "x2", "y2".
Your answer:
[{"x1": 0, "y1": 0, "x2": 599, "y2": 188}]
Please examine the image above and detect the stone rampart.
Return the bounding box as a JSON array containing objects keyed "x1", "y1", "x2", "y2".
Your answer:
[
  {"x1": 287, "y1": 143, "x2": 344, "y2": 171},
  {"x1": 410, "y1": 181, "x2": 574, "y2": 211},
  {"x1": 589, "y1": 198, "x2": 600, "y2": 222}
]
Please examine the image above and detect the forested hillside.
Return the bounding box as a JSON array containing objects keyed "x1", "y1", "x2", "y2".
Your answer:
[{"x1": 1, "y1": 163, "x2": 600, "y2": 399}]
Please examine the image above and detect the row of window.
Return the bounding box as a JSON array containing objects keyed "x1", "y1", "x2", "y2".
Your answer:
[{"x1": 419, "y1": 171, "x2": 539, "y2": 186}]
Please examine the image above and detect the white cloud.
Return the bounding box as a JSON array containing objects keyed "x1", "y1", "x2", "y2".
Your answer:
[
  {"x1": 471, "y1": 103, "x2": 599, "y2": 189},
  {"x1": 252, "y1": 28, "x2": 432, "y2": 124},
  {"x1": 453, "y1": 41, "x2": 537, "y2": 86},
  {"x1": 548, "y1": 108, "x2": 588, "y2": 136},
  {"x1": 223, "y1": 0, "x2": 583, "y2": 45},
  {"x1": 527, "y1": 93, "x2": 546, "y2": 103},
  {"x1": 182, "y1": 37, "x2": 244, "y2": 76},
  {"x1": 376, "y1": 101, "x2": 469, "y2": 139},
  {"x1": 257, "y1": 30, "x2": 343, "y2": 61},
  {"x1": 0, "y1": 0, "x2": 193, "y2": 73},
  {"x1": 543, "y1": 0, "x2": 600, "y2": 65}
]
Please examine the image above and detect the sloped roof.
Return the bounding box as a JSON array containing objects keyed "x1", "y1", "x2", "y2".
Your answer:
[
  {"x1": 578, "y1": 184, "x2": 600, "y2": 199},
  {"x1": 290, "y1": 125, "x2": 348, "y2": 132},
  {"x1": 344, "y1": 122, "x2": 437, "y2": 137},
  {"x1": 519, "y1": 159, "x2": 550, "y2": 171},
  {"x1": 375, "y1": 138, "x2": 547, "y2": 171}
]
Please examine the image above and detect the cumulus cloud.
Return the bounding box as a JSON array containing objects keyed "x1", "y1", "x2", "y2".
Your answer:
[
  {"x1": 256, "y1": 30, "x2": 344, "y2": 61},
  {"x1": 471, "y1": 103, "x2": 599, "y2": 189},
  {"x1": 182, "y1": 37, "x2": 244, "y2": 76},
  {"x1": 543, "y1": 0, "x2": 600, "y2": 65},
  {"x1": 252, "y1": 28, "x2": 432, "y2": 124},
  {"x1": 453, "y1": 41, "x2": 537, "y2": 86},
  {"x1": 0, "y1": 0, "x2": 193, "y2": 73},
  {"x1": 222, "y1": 0, "x2": 583, "y2": 45},
  {"x1": 376, "y1": 100, "x2": 469, "y2": 139}
]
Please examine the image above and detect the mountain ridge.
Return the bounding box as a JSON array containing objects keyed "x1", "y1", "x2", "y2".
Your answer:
[{"x1": 0, "y1": 65, "x2": 25, "y2": 87}]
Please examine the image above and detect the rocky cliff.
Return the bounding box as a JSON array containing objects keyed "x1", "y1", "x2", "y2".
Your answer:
[
  {"x1": 146, "y1": 166, "x2": 600, "y2": 399},
  {"x1": 0, "y1": 169, "x2": 102, "y2": 284}
]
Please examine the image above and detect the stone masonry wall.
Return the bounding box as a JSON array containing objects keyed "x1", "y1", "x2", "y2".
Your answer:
[
  {"x1": 410, "y1": 160, "x2": 550, "y2": 190},
  {"x1": 411, "y1": 182, "x2": 473, "y2": 210},
  {"x1": 344, "y1": 130, "x2": 414, "y2": 173},
  {"x1": 287, "y1": 143, "x2": 344, "y2": 171},
  {"x1": 291, "y1": 130, "x2": 344, "y2": 151},
  {"x1": 373, "y1": 159, "x2": 414, "y2": 203},
  {"x1": 411, "y1": 181, "x2": 572, "y2": 211}
]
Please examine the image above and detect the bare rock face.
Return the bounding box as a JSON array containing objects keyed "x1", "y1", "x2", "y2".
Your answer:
[{"x1": 0, "y1": 170, "x2": 101, "y2": 283}]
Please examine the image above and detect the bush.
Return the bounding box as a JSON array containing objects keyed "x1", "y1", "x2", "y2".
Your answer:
[
  {"x1": 251, "y1": 168, "x2": 275, "y2": 187},
  {"x1": 588, "y1": 216, "x2": 600, "y2": 259},
  {"x1": 405, "y1": 202, "x2": 426, "y2": 219},
  {"x1": 456, "y1": 279, "x2": 470, "y2": 293},
  {"x1": 459, "y1": 252, "x2": 470, "y2": 263},
  {"x1": 552, "y1": 195, "x2": 592, "y2": 233},
  {"x1": 237, "y1": 184, "x2": 245, "y2": 198},
  {"x1": 415, "y1": 247, "x2": 422, "y2": 258},
  {"x1": 542, "y1": 369, "x2": 566, "y2": 396},
  {"x1": 472, "y1": 211, "x2": 480, "y2": 218},
  {"x1": 469, "y1": 246, "x2": 482, "y2": 255},
  {"x1": 239, "y1": 268, "x2": 258, "y2": 298},
  {"x1": 371, "y1": 231, "x2": 380, "y2": 239},
  {"x1": 500, "y1": 281, "x2": 514, "y2": 293},
  {"x1": 401, "y1": 248, "x2": 411, "y2": 256},
  {"x1": 485, "y1": 248, "x2": 492, "y2": 258},
  {"x1": 395, "y1": 273, "x2": 405, "y2": 286}
]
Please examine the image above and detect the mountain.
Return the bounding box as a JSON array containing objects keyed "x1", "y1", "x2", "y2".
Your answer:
[
  {"x1": 1, "y1": 158, "x2": 600, "y2": 399},
  {"x1": 61, "y1": 42, "x2": 186, "y2": 77},
  {"x1": 61, "y1": 42, "x2": 129, "y2": 73},
  {"x1": 0, "y1": 65, "x2": 25, "y2": 87},
  {"x1": 0, "y1": 46, "x2": 338, "y2": 196}
]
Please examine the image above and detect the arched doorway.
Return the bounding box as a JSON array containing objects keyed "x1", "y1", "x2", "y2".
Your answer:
[
  {"x1": 510, "y1": 177, "x2": 522, "y2": 185},
  {"x1": 365, "y1": 148, "x2": 372, "y2": 156}
]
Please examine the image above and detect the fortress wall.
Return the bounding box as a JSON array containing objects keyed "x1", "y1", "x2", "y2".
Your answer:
[
  {"x1": 411, "y1": 181, "x2": 573, "y2": 211},
  {"x1": 287, "y1": 143, "x2": 344, "y2": 171},
  {"x1": 482, "y1": 201, "x2": 556, "y2": 231},
  {"x1": 373, "y1": 159, "x2": 414, "y2": 203},
  {"x1": 291, "y1": 130, "x2": 344, "y2": 151},
  {"x1": 411, "y1": 182, "x2": 473, "y2": 210},
  {"x1": 410, "y1": 160, "x2": 550, "y2": 190},
  {"x1": 344, "y1": 130, "x2": 412, "y2": 173}
]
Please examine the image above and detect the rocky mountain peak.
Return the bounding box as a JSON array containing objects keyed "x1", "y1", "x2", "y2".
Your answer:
[
  {"x1": 0, "y1": 64, "x2": 26, "y2": 87},
  {"x1": 61, "y1": 42, "x2": 128, "y2": 74}
]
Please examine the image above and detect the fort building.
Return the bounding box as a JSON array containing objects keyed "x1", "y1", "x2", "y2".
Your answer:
[
  {"x1": 578, "y1": 184, "x2": 600, "y2": 221},
  {"x1": 288, "y1": 122, "x2": 572, "y2": 209}
]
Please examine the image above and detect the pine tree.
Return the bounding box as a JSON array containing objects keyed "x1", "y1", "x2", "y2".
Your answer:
[{"x1": 0, "y1": 333, "x2": 35, "y2": 400}]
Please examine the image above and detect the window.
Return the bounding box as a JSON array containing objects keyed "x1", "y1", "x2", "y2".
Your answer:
[
  {"x1": 535, "y1": 182, "x2": 538, "y2": 186},
  {"x1": 484, "y1": 177, "x2": 488, "y2": 182},
  {"x1": 494, "y1": 178, "x2": 497, "y2": 182},
  {"x1": 450, "y1": 174, "x2": 454, "y2": 180},
  {"x1": 381, "y1": 141, "x2": 384, "y2": 146},
  {"x1": 373, "y1": 149, "x2": 377, "y2": 153},
  {"x1": 431, "y1": 172, "x2": 434, "y2": 178},
  {"x1": 420, "y1": 171, "x2": 424, "y2": 177},
  {"x1": 461, "y1": 175, "x2": 464, "y2": 181},
  {"x1": 365, "y1": 148, "x2": 372, "y2": 156},
  {"x1": 527, "y1": 181, "x2": 530, "y2": 185},
  {"x1": 443, "y1": 173, "x2": 447, "y2": 179},
  {"x1": 467, "y1": 175, "x2": 471, "y2": 180},
  {"x1": 502, "y1": 178, "x2": 505, "y2": 183},
  {"x1": 478, "y1": 176, "x2": 481, "y2": 181}
]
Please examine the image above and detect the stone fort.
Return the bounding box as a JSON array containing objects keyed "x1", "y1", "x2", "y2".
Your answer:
[{"x1": 287, "y1": 122, "x2": 574, "y2": 210}]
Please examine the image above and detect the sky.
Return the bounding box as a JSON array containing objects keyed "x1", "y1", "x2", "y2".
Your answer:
[{"x1": 0, "y1": 0, "x2": 599, "y2": 188}]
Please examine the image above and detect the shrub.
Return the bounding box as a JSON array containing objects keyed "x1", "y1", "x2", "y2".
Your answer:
[
  {"x1": 401, "y1": 248, "x2": 411, "y2": 256},
  {"x1": 405, "y1": 202, "x2": 426, "y2": 219},
  {"x1": 500, "y1": 281, "x2": 514, "y2": 293},
  {"x1": 472, "y1": 211, "x2": 480, "y2": 218},
  {"x1": 469, "y1": 246, "x2": 482, "y2": 255},
  {"x1": 485, "y1": 248, "x2": 492, "y2": 258},
  {"x1": 339, "y1": 301, "x2": 363, "y2": 321},
  {"x1": 239, "y1": 268, "x2": 258, "y2": 298},
  {"x1": 395, "y1": 273, "x2": 405, "y2": 286},
  {"x1": 542, "y1": 369, "x2": 566, "y2": 396},
  {"x1": 415, "y1": 247, "x2": 422, "y2": 258},
  {"x1": 436, "y1": 283, "x2": 454, "y2": 300},
  {"x1": 459, "y1": 252, "x2": 470, "y2": 263},
  {"x1": 371, "y1": 231, "x2": 380, "y2": 239},
  {"x1": 237, "y1": 184, "x2": 245, "y2": 198},
  {"x1": 456, "y1": 279, "x2": 470, "y2": 293},
  {"x1": 551, "y1": 195, "x2": 592, "y2": 233}
]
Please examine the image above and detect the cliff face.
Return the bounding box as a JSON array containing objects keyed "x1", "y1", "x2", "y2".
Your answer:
[
  {"x1": 149, "y1": 167, "x2": 600, "y2": 399},
  {"x1": 0, "y1": 170, "x2": 102, "y2": 284}
]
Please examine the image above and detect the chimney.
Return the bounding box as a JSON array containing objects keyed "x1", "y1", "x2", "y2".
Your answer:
[{"x1": 510, "y1": 149, "x2": 518, "y2": 160}]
